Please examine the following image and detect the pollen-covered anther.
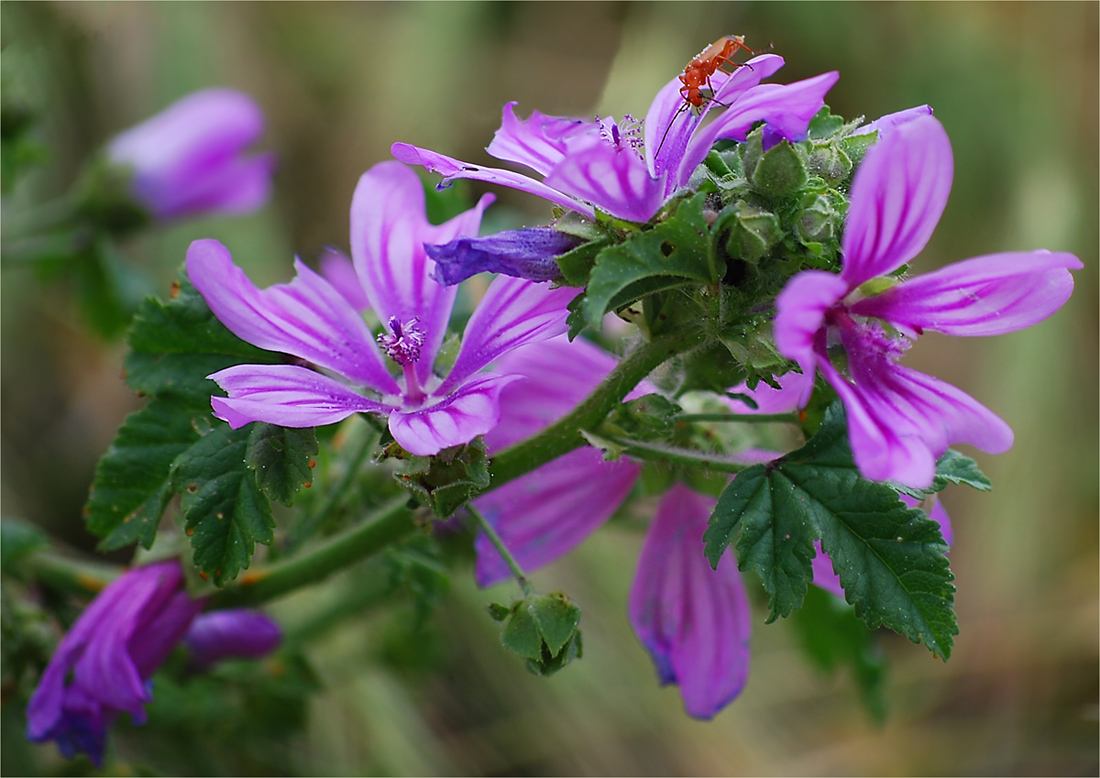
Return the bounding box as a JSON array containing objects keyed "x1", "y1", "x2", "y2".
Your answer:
[{"x1": 377, "y1": 316, "x2": 427, "y2": 366}]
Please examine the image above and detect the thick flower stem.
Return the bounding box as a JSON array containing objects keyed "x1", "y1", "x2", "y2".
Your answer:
[
  {"x1": 466, "y1": 503, "x2": 533, "y2": 596},
  {"x1": 212, "y1": 495, "x2": 416, "y2": 608},
  {"x1": 488, "y1": 330, "x2": 705, "y2": 489}
]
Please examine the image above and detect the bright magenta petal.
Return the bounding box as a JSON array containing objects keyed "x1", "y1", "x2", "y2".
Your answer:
[
  {"x1": 841, "y1": 114, "x2": 954, "y2": 288},
  {"x1": 439, "y1": 276, "x2": 575, "y2": 395},
  {"x1": 850, "y1": 250, "x2": 1082, "y2": 337},
  {"x1": 774, "y1": 270, "x2": 849, "y2": 396},
  {"x1": 208, "y1": 364, "x2": 392, "y2": 429},
  {"x1": 186, "y1": 239, "x2": 398, "y2": 393},
  {"x1": 389, "y1": 373, "x2": 522, "y2": 456}
]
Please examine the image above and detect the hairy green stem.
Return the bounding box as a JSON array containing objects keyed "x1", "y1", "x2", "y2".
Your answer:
[
  {"x1": 466, "y1": 504, "x2": 532, "y2": 596},
  {"x1": 488, "y1": 330, "x2": 704, "y2": 488},
  {"x1": 212, "y1": 495, "x2": 416, "y2": 608},
  {"x1": 673, "y1": 412, "x2": 799, "y2": 424},
  {"x1": 13, "y1": 551, "x2": 121, "y2": 597},
  {"x1": 603, "y1": 435, "x2": 754, "y2": 474}
]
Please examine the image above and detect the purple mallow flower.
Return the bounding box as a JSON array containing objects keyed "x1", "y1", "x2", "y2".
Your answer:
[
  {"x1": 629, "y1": 484, "x2": 751, "y2": 719},
  {"x1": 393, "y1": 54, "x2": 838, "y2": 224},
  {"x1": 772, "y1": 114, "x2": 1081, "y2": 488},
  {"x1": 425, "y1": 227, "x2": 581, "y2": 286},
  {"x1": 25, "y1": 560, "x2": 279, "y2": 766},
  {"x1": 106, "y1": 88, "x2": 275, "y2": 221},
  {"x1": 187, "y1": 161, "x2": 577, "y2": 456}
]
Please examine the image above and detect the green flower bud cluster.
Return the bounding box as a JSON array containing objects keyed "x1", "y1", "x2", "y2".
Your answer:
[{"x1": 488, "y1": 591, "x2": 583, "y2": 677}]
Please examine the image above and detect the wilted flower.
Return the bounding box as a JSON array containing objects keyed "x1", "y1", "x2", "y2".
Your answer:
[
  {"x1": 25, "y1": 560, "x2": 279, "y2": 766},
  {"x1": 772, "y1": 113, "x2": 1081, "y2": 488},
  {"x1": 188, "y1": 161, "x2": 577, "y2": 456},
  {"x1": 629, "y1": 484, "x2": 752, "y2": 718},
  {"x1": 105, "y1": 88, "x2": 275, "y2": 221}
]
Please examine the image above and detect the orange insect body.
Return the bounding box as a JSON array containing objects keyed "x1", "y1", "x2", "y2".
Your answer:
[{"x1": 679, "y1": 35, "x2": 755, "y2": 107}]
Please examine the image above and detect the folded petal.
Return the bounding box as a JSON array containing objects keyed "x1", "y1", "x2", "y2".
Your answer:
[
  {"x1": 474, "y1": 448, "x2": 640, "y2": 586},
  {"x1": 391, "y1": 142, "x2": 595, "y2": 219},
  {"x1": 208, "y1": 364, "x2": 393, "y2": 429},
  {"x1": 841, "y1": 114, "x2": 954, "y2": 287},
  {"x1": 543, "y1": 135, "x2": 666, "y2": 222},
  {"x1": 485, "y1": 102, "x2": 586, "y2": 175},
  {"x1": 425, "y1": 227, "x2": 578, "y2": 286},
  {"x1": 390, "y1": 373, "x2": 522, "y2": 456},
  {"x1": 774, "y1": 270, "x2": 850, "y2": 397},
  {"x1": 438, "y1": 276, "x2": 575, "y2": 395},
  {"x1": 679, "y1": 72, "x2": 839, "y2": 184},
  {"x1": 850, "y1": 250, "x2": 1082, "y2": 336},
  {"x1": 186, "y1": 239, "x2": 398, "y2": 393},
  {"x1": 629, "y1": 484, "x2": 751, "y2": 719}
]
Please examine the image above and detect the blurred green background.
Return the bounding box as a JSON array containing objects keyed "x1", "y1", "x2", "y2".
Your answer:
[{"x1": 2, "y1": 2, "x2": 1096, "y2": 775}]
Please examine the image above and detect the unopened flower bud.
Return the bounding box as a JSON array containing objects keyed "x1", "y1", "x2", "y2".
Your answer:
[{"x1": 752, "y1": 140, "x2": 809, "y2": 200}]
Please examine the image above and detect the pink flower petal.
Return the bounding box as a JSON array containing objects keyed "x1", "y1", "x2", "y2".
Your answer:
[
  {"x1": 485, "y1": 102, "x2": 586, "y2": 176},
  {"x1": 850, "y1": 250, "x2": 1082, "y2": 337},
  {"x1": 543, "y1": 134, "x2": 666, "y2": 222},
  {"x1": 391, "y1": 142, "x2": 594, "y2": 219},
  {"x1": 318, "y1": 248, "x2": 369, "y2": 313},
  {"x1": 208, "y1": 364, "x2": 393, "y2": 429},
  {"x1": 841, "y1": 114, "x2": 954, "y2": 287},
  {"x1": 389, "y1": 373, "x2": 522, "y2": 456},
  {"x1": 774, "y1": 270, "x2": 849, "y2": 401},
  {"x1": 186, "y1": 239, "x2": 398, "y2": 393},
  {"x1": 438, "y1": 276, "x2": 575, "y2": 396}
]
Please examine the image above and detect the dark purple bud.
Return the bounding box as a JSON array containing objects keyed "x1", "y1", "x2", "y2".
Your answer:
[
  {"x1": 424, "y1": 227, "x2": 582, "y2": 286},
  {"x1": 183, "y1": 609, "x2": 282, "y2": 669}
]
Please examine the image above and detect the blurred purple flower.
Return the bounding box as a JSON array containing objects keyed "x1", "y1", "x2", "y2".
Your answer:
[
  {"x1": 629, "y1": 484, "x2": 752, "y2": 719},
  {"x1": 183, "y1": 609, "x2": 282, "y2": 669},
  {"x1": 773, "y1": 114, "x2": 1081, "y2": 488},
  {"x1": 25, "y1": 561, "x2": 279, "y2": 766},
  {"x1": 424, "y1": 227, "x2": 580, "y2": 286},
  {"x1": 188, "y1": 161, "x2": 577, "y2": 456},
  {"x1": 106, "y1": 88, "x2": 275, "y2": 221},
  {"x1": 393, "y1": 55, "x2": 837, "y2": 223}
]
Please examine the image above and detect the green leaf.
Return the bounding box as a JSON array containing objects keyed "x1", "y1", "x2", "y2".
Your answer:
[
  {"x1": 789, "y1": 585, "x2": 887, "y2": 722},
  {"x1": 582, "y1": 192, "x2": 716, "y2": 326},
  {"x1": 500, "y1": 603, "x2": 544, "y2": 661},
  {"x1": 931, "y1": 449, "x2": 992, "y2": 492},
  {"x1": 246, "y1": 424, "x2": 319, "y2": 507},
  {"x1": 703, "y1": 464, "x2": 818, "y2": 623},
  {"x1": 704, "y1": 401, "x2": 957, "y2": 658},
  {"x1": 527, "y1": 592, "x2": 581, "y2": 656},
  {"x1": 85, "y1": 396, "x2": 206, "y2": 550},
  {"x1": 174, "y1": 423, "x2": 275, "y2": 586}
]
